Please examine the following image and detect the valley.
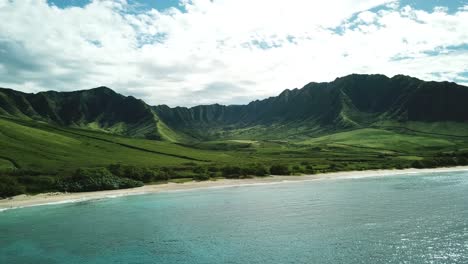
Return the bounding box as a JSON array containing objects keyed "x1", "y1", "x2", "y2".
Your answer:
[{"x1": 1, "y1": 74, "x2": 468, "y2": 197}]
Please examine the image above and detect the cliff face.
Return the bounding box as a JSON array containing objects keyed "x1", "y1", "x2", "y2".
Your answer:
[{"x1": 2, "y1": 74, "x2": 468, "y2": 141}]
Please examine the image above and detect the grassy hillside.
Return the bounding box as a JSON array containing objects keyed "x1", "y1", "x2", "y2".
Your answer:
[
  {"x1": 1, "y1": 74, "x2": 468, "y2": 197},
  {"x1": 3, "y1": 74, "x2": 468, "y2": 142},
  {"x1": 0, "y1": 117, "x2": 216, "y2": 171},
  {"x1": 0, "y1": 87, "x2": 183, "y2": 141},
  {"x1": 2, "y1": 114, "x2": 468, "y2": 197}
]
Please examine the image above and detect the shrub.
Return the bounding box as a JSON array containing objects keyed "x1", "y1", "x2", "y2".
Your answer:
[
  {"x1": 329, "y1": 163, "x2": 339, "y2": 170},
  {"x1": 292, "y1": 165, "x2": 305, "y2": 174},
  {"x1": 270, "y1": 164, "x2": 290, "y2": 175},
  {"x1": 193, "y1": 174, "x2": 210, "y2": 181},
  {"x1": 160, "y1": 167, "x2": 175, "y2": 180},
  {"x1": 395, "y1": 163, "x2": 408, "y2": 170},
  {"x1": 193, "y1": 166, "x2": 207, "y2": 174},
  {"x1": 457, "y1": 156, "x2": 468, "y2": 165},
  {"x1": 221, "y1": 166, "x2": 242, "y2": 178},
  {"x1": 0, "y1": 176, "x2": 25, "y2": 198},
  {"x1": 17, "y1": 175, "x2": 57, "y2": 193},
  {"x1": 304, "y1": 165, "x2": 315, "y2": 174},
  {"x1": 108, "y1": 164, "x2": 163, "y2": 183},
  {"x1": 58, "y1": 167, "x2": 143, "y2": 192},
  {"x1": 207, "y1": 166, "x2": 219, "y2": 173},
  {"x1": 251, "y1": 164, "x2": 270, "y2": 176},
  {"x1": 192, "y1": 166, "x2": 210, "y2": 181},
  {"x1": 412, "y1": 160, "x2": 425, "y2": 169}
]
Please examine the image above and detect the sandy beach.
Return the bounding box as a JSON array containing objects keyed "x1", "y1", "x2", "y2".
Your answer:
[{"x1": 1, "y1": 166, "x2": 468, "y2": 211}]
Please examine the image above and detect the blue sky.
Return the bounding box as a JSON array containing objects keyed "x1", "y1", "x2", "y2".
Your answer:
[
  {"x1": 1, "y1": 0, "x2": 468, "y2": 106},
  {"x1": 399, "y1": 0, "x2": 468, "y2": 12},
  {"x1": 48, "y1": 0, "x2": 183, "y2": 11},
  {"x1": 47, "y1": 0, "x2": 468, "y2": 12}
]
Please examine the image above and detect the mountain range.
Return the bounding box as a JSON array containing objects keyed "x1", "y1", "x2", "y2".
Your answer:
[{"x1": 1, "y1": 74, "x2": 467, "y2": 142}]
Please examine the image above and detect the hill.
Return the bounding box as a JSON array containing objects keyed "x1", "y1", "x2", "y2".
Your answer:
[
  {"x1": 154, "y1": 74, "x2": 468, "y2": 139},
  {"x1": 0, "y1": 86, "x2": 188, "y2": 140},
  {"x1": 3, "y1": 74, "x2": 468, "y2": 141},
  {"x1": 1, "y1": 74, "x2": 468, "y2": 197}
]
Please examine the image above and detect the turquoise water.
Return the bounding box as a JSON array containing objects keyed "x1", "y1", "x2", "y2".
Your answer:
[{"x1": 1, "y1": 171, "x2": 468, "y2": 264}]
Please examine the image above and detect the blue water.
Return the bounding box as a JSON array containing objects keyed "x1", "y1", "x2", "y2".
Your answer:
[{"x1": 1, "y1": 171, "x2": 468, "y2": 264}]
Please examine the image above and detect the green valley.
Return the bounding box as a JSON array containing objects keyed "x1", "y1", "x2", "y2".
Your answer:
[{"x1": 1, "y1": 74, "x2": 468, "y2": 197}]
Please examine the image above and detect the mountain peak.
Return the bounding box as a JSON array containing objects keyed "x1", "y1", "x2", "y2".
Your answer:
[
  {"x1": 2, "y1": 74, "x2": 468, "y2": 141},
  {"x1": 334, "y1": 73, "x2": 390, "y2": 82},
  {"x1": 88, "y1": 86, "x2": 116, "y2": 94}
]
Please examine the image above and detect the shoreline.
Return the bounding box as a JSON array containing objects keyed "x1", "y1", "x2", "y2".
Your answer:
[{"x1": 2, "y1": 166, "x2": 468, "y2": 212}]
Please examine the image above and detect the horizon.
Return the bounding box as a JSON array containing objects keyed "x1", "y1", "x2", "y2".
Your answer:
[{"x1": 1, "y1": 0, "x2": 467, "y2": 107}]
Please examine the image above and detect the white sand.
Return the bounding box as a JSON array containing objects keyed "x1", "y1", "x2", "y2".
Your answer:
[{"x1": 1, "y1": 166, "x2": 468, "y2": 212}]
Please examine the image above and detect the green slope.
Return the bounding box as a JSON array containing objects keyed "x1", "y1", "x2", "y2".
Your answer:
[
  {"x1": 5, "y1": 116, "x2": 465, "y2": 171},
  {"x1": 1, "y1": 115, "x2": 468, "y2": 197},
  {"x1": 0, "y1": 117, "x2": 196, "y2": 171},
  {"x1": 1, "y1": 74, "x2": 468, "y2": 197},
  {"x1": 3, "y1": 74, "x2": 468, "y2": 142},
  {"x1": 0, "y1": 87, "x2": 186, "y2": 141},
  {"x1": 153, "y1": 74, "x2": 468, "y2": 140}
]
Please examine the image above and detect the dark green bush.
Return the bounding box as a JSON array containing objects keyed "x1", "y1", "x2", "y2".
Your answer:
[
  {"x1": 58, "y1": 167, "x2": 143, "y2": 192},
  {"x1": 221, "y1": 164, "x2": 270, "y2": 178},
  {"x1": 270, "y1": 164, "x2": 291, "y2": 175},
  {"x1": 292, "y1": 165, "x2": 305, "y2": 174},
  {"x1": 329, "y1": 163, "x2": 339, "y2": 170},
  {"x1": 193, "y1": 166, "x2": 207, "y2": 174},
  {"x1": 411, "y1": 157, "x2": 460, "y2": 169},
  {"x1": 304, "y1": 165, "x2": 315, "y2": 174},
  {"x1": 412, "y1": 160, "x2": 425, "y2": 168},
  {"x1": 251, "y1": 164, "x2": 270, "y2": 176},
  {"x1": 0, "y1": 176, "x2": 25, "y2": 198},
  {"x1": 221, "y1": 166, "x2": 242, "y2": 178},
  {"x1": 193, "y1": 174, "x2": 210, "y2": 181},
  {"x1": 192, "y1": 166, "x2": 210, "y2": 181},
  {"x1": 17, "y1": 175, "x2": 57, "y2": 193},
  {"x1": 108, "y1": 164, "x2": 166, "y2": 182},
  {"x1": 395, "y1": 163, "x2": 408, "y2": 170},
  {"x1": 207, "y1": 166, "x2": 219, "y2": 173},
  {"x1": 457, "y1": 156, "x2": 468, "y2": 165},
  {"x1": 240, "y1": 166, "x2": 256, "y2": 176}
]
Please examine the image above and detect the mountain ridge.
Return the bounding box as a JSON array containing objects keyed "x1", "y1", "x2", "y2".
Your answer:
[
  {"x1": 1, "y1": 74, "x2": 468, "y2": 141},
  {"x1": 153, "y1": 74, "x2": 468, "y2": 139}
]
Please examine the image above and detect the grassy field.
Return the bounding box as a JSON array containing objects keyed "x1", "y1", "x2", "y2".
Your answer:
[{"x1": 1, "y1": 116, "x2": 468, "y2": 196}]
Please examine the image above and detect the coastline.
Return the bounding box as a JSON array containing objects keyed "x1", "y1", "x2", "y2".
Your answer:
[{"x1": 2, "y1": 166, "x2": 468, "y2": 212}]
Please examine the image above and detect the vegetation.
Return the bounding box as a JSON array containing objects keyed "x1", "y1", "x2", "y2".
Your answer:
[
  {"x1": 1, "y1": 74, "x2": 468, "y2": 197},
  {"x1": 0, "y1": 176, "x2": 25, "y2": 198},
  {"x1": 58, "y1": 168, "x2": 143, "y2": 192},
  {"x1": 270, "y1": 164, "x2": 291, "y2": 175},
  {"x1": 1, "y1": 114, "x2": 468, "y2": 197}
]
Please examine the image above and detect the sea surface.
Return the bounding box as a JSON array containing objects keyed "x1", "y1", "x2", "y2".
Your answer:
[{"x1": 1, "y1": 171, "x2": 468, "y2": 264}]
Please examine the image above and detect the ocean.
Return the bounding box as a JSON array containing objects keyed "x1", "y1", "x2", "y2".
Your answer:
[{"x1": 1, "y1": 171, "x2": 468, "y2": 263}]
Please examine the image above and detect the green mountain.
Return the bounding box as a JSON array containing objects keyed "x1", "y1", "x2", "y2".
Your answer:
[
  {"x1": 1, "y1": 74, "x2": 468, "y2": 142},
  {"x1": 1, "y1": 74, "x2": 468, "y2": 197},
  {"x1": 0, "y1": 86, "x2": 179, "y2": 140},
  {"x1": 154, "y1": 74, "x2": 468, "y2": 139}
]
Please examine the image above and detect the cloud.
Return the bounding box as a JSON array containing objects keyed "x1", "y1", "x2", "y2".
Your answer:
[
  {"x1": 0, "y1": 0, "x2": 467, "y2": 106},
  {"x1": 185, "y1": 82, "x2": 251, "y2": 106},
  {"x1": 0, "y1": 40, "x2": 43, "y2": 82}
]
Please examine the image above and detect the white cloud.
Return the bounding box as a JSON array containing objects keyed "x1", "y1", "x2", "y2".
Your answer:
[
  {"x1": 0, "y1": 0, "x2": 467, "y2": 106},
  {"x1": 358, "y1": 11, "x2": 378, "y2": 23}
]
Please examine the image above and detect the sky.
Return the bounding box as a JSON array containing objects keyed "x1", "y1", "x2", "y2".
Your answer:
[{"x1": 0, "y1": 0, "x2": 467, "y2": 106}]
